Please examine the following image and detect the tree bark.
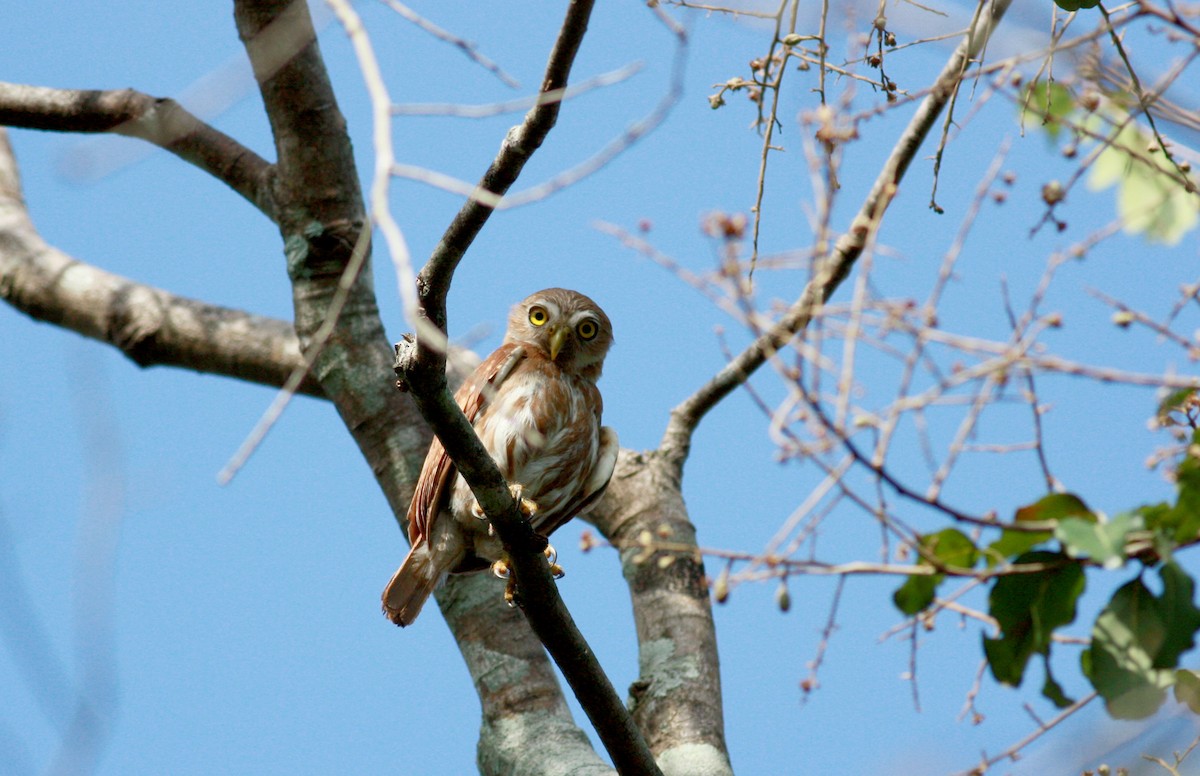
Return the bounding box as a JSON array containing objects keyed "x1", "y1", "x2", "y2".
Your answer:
[{"x1": 589, "y1": 451, "x2": 733, "y2": 776}]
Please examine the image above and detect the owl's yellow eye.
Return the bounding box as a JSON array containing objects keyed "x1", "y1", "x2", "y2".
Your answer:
[
  {"x1": 528, "y1": 306, "x2": 548, "y2": 326},
  {"x1": 577, "y1": 320, "x2": 598, "y2": 340}
]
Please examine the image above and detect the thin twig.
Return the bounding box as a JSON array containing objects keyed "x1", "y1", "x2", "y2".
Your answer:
[
  {"x1": 390, "y1": 62, "x2": 641, "y2": 117},
  {"x1": 378, "y1": 0, "x2": 519, "y2": 88},
  {"x1": 952, "y1": 693, "x2": 1098, "y2": 776},
  {"x1": 218, "y1": 223, "x2": 372, "y2": 484}
]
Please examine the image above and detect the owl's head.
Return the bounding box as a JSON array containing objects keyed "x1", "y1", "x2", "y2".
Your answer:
[{"x1": 505, "y1": 288, "x2": 613, "y2": 380}]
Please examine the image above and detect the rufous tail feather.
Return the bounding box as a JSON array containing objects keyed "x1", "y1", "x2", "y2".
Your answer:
[{"x1": 381, "y1": 545, "x2": 438, "y2": 627}]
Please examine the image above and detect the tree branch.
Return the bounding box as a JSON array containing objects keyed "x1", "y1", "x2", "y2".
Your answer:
[
  {"x1": 417, "y1": 0, "x2": 596, "y2": 329},
  {"x1": 658, "y1": 0, "x2": 1015, "y2": 474},
  {"x1": 235, "y1": 1, "x2": 617, "y2": 771},
  {"x1": 587, "y1": 450, "x2": 733, "y2": 775},
  {"x1": 0, "y1": 129, "x2": 315, "y2": 395},
  {"x1": 0, "y1": 81, "x2": 276, "y2": 220},
  {"x1": 436, "y1": 572, "x2": 616, "y2": 775},
  {"x1": 396, "y1": 0, "x2": 662, "y2": 772}
]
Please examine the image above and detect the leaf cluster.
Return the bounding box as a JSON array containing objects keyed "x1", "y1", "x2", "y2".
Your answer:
[{"x1": 893, "y1": 417, "x2": 1200, "y2": 719}]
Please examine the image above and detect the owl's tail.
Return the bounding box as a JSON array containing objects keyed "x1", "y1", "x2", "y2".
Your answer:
[{"x1": 381, "y1": 543, "x2": 440, "y2": 627}]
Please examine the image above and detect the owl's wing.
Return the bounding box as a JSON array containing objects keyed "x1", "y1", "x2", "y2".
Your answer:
[
  {"x1": 531, "y1": 426, "x2": 620, "y2": 537},
  {"x1": 406, "y1": 343, "x2": 528, "y2": 545}
]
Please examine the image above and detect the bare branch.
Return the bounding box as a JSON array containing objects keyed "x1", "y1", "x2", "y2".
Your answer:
[
  {"x1": 953, "y1": 693, "x2": 1098, "y2": 776},
  {"x1": 658, "y1": 0, "x2": 1014, "y2": 474},
  {"x1": 417, "y1": 0, "x2": 598, "y2": 322},
  {"x1": 0, "y1": 129, "x2": 317, "y2": 396},
  {"x1": 390, "y1": 62, "x2": 641, "y2": 118},
  {"x1": 0, "y1": 81, "x2": 276, "y2": 219}
]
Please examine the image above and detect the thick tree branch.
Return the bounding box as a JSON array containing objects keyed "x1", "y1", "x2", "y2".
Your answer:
[
  {"x1": 0, "y1": 81, "x2": 276, "y2": 220},
  {"x1": 659, "y1": 0, "x2": 1014, "y2": 474},
  {"x1": 588, "y1": 451, "x2": 733, "y2": 775},
  {"x1": 235, "y1": 1, "x2": 612, "y2": 771},
  {"x1": 0, "y1": 129, "x2": 315, "y2": 395},
  {"x1": 437, "y1": 571, "x2": 615, "y2": 775},
  {"x1": 397, "y1": 0, "x2": 661, "y2": 772}
]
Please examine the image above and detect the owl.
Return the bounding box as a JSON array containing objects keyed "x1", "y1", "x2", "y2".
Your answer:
[{"x1": 382, "y1": 288, "x2": 619, "y2": 626}]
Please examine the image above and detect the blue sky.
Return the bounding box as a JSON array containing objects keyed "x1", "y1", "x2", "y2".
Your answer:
[{"x1": 2, "y1": 1, "x2": 1199, "y2": 774}]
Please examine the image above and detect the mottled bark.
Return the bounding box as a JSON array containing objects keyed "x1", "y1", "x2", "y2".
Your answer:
[
  {"x1": 589, "y1": 451, "x2": 732, "y2": 776},
  {"x1": 0, "y1": 130, "x2": 313, "y2": 394},
  {"x1": 397, "y1": 0, "x2": 660, "y2": 770}
]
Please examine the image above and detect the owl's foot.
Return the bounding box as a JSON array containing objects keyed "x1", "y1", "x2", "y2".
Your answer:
[
  {"x1": 490, "y1": 547, "x2": 561, "y2": 606},
  {"x1": 491, "y1": 558, "x2": 518, "y2": 607},
  {"x1": 545, "y1": 545, "x2": 565, "y2": 579},
  {"x1": 470, "y1": 483, "x2": 539, "y2": 522}
]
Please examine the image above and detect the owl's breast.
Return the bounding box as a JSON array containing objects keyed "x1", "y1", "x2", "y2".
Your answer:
[{"x1": 449, "y1": 364, "x2": 602, "y2": 530}]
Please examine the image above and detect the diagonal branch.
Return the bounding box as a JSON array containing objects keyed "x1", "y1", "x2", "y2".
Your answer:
[
  {"x1": 0, "y1": 128, "x2": 316, "y2": 395},
  {"x1": 586, "y1": 450, "x2": 733, "y2": 774},
  {"x1": 236, "y1": 1, "x2": 620, "y2": 773},
  {"x1": 398, "y1": 1, "x2": 661, "y2": 773},
  {"x1": 658, "y1": 0, "x2": 1014, "y2": 474},
  {"x1": 0, "y1": 81, "x2": 276, "y2": 220},
  {"x1": 416, "y1": 0, "x2": 597, "y2": 331}
]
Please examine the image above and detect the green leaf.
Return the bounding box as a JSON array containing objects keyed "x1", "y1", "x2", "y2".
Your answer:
[
  {"x1": 1016, "y1": 493, "x2": 1095, "y2": 524},
  {"x1": 990, "y1": 493, "x2": 1093, "y2": 564},
  {"x1": 891, "y1": 529, "x2": 979, "y2": 615},
  {"x1": 1055, "y1": 512, "x2": 1140, "y2": 569},
  {"x1": 1053, "y1": 0, "x2": 1100, "y2": 10},
  {"x1": 987, "y1": 531, "x2": 1050, "y2": 563},
  {"x1": 1172, "y1": 448, "x2": 1200, "y2": 543},
  {"x1": 893, "y1": 574, "x2": 937, "y2": 616},
  {"x1": 1157, "y1": 388, "x2": 1197, "y2": 423},
  {"x1": 1154, "y1": 562, "x2": 1200, "y2": 668},
  {"x1": 984, "y1": 551, "x2": 1084, "y2": 687},
  {"x1": 1088, "y1": 119, "x2": 1200, "y2": 245},
  {"x1": 1020, "y1": 80, "x2": 1075, "y2": 139},
  {"x1": 925, "y1": 528, "x2": 979, "y2": 568},
  {"x1": 1042, "y1": 658, "x2": 1074, "y2": 708},
  {"x1": 1141, "y1": 440, "x2": 1200, "y2": 545},
  {"x1": 1081, "y1": 578, "x2": 1174, "y2": 719},
  {"x1": 1174, "y1": 669, "x2": 1200, "y2": 714}
]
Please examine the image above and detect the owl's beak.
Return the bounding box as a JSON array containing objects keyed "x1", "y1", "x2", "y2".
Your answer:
[{"x1": 549, "y1": 326, "x2": 570, "y2": 361}]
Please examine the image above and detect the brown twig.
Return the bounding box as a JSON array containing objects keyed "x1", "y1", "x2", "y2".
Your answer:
[{"x1": 953, "y1": 692, "x2": 1098, "y2": 776}]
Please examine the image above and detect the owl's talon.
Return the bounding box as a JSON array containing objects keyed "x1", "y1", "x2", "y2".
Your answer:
[
  {"x1": 504, "y1": 576, "x2": 517, "y2": 607},
  {"x1": 544, "y1": 545, "x2": 564, "y2": 578},
  {"x1": 492, "y1": 559, "x2": 510, "y2": 579},
  {"x1": 470, "y1": 484, "x2": 538, "y2": 521},
  {"x1": 508, "y1": 483, "x2": 538, "y2": 517}
]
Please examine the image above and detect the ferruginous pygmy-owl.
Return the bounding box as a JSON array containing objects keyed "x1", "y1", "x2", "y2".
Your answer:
[{"x1": 382, "y1": 288, "x2": 618, "y2": 626}]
